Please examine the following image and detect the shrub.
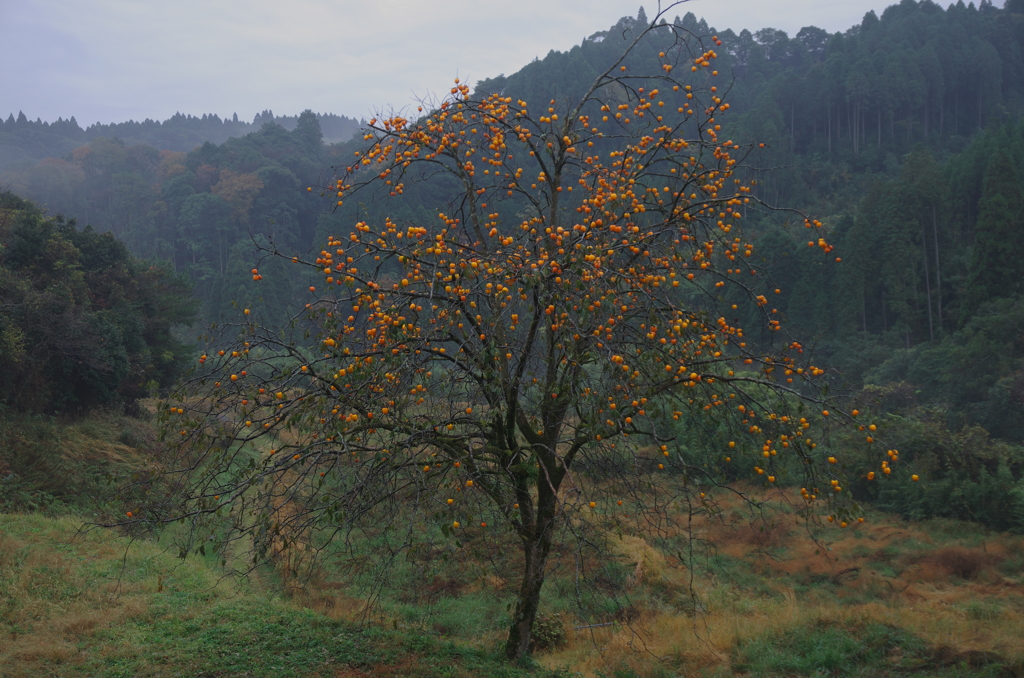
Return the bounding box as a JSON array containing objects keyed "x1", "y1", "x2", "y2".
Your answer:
[
  {"x1": 530, "y1": 613, "x2": 567, "y2": 653},
  {"x1": 843, "y1": 412, "x2": 1024, "y2": 531}
]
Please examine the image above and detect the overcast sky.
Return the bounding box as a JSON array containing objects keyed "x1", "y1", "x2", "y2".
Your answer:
[{"x1": 0, "y1": 0, "x2": 959, "y2": 126}]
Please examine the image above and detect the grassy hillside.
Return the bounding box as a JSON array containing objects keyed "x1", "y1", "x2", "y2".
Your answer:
[
  {"x1": 0, "y1": 513, "x2": 546, "y2": 678},
  {"x1": 0, "y1": 411, "x2": 541, "y2": 677},
  {"x1": 2, "y1": 410, "x2": 1023, "y2": 677}
]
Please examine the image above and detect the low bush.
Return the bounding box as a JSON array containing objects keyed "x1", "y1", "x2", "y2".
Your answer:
[
  {"x1": 842, "y1": 412, "x2": 1024, "y2": 532},
  {"x1": 531, "y1": 613, "x2": 567, "y2": 653}
]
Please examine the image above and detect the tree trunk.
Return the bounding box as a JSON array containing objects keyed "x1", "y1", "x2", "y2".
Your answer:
[
  {"x1": 853, "y1": 103, "x2": 858, "y2": 155},
  {"x1": 862, "y1": 103, "x2": 866, "y2": 149},
  {"x1": 505, "y1": 536, "x2": 552, "y2": 660},
  {"x1": 922, "y1": 224, "x2": 934, "y2": 341},
  {"x1": 924, "y1": 90, "x2": 929, "y2": 138},
  {"x1": 978, "y1": 83, "x2": 983, "y2": 129},
  {"x1": 939, "y1": 92, "x2": 944, "y2": 136},
  {"x1": 505, "y1": 480, "x2": 557, "y2": 660},
  {"x1": 862, "y1": 287, "x2": 868, "y2": 333},
  {"x1": 932, "y1": 204, "x2": 942, "y2": 332},
  {"x1": 848, "y1": 102, "x2": 852, "y2": 145}
]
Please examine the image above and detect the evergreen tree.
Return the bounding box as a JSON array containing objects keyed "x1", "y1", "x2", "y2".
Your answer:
[
  {"x1": 292, "y1": 109, "x2": 323, "y2": 153},
  {"x1": 961, "y1": 150, "x2": 1024, "y2": 321}
]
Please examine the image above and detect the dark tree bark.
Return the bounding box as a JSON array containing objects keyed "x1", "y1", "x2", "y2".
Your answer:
[
  {"x1": 505, "y1": 506, "x2": 555, "y2": 659},
  {"x1": 932, "y1": 204, "x2": 943, "y2": 332},
  {"x1": 922, "y1": 224, "x2": 934, "y2": 341}
]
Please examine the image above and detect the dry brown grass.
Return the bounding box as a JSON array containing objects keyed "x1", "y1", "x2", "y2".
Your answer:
[
  {"x1": 919, "y1": 546, "x2": 998, "y2": 580},
  {"x1": 535, "y1": 488, "x2": 1024, "y2": 677},
  {"x1": 6, "y1": 483, "x2": 1018, "y2": 678},
  {"x1": 0, "y1": 516, "x2": 156, "y2": 677},
  {"x1": 0, "y1": 408, "x2": 166, "y2": 513},
  {"x1": 609, "y1": 534, "x2": 667, "y2": 589},
  {"x1": 292, "y1": 581, "x2": 373, "y2": 621},
  {"x1": 543, "y1": 591, "x2": 1024, "y2": 676},
  {"x1": 265, "y1": 478, "x2": 1024, "y2": 676}
]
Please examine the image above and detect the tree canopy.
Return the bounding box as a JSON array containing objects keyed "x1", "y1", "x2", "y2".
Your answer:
[
  {"x1": 151, "y1": 9, "x2": 876, "y2": 660},
  {"x1": 0, "y1": 191, "x2": 196, "y2": 414}
]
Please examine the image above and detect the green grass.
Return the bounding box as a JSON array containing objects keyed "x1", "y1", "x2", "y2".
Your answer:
[
  {"x1": 90, "y1": 600, "x2": 531, "y2": 678},
  {"x1": 4, "y1": 410, "x2": 1024, "y2": 677},
  {"x1": 960, "y1": 598, "x2": 1005, "y2": 621},
  {"x1": 0, "y1": 513, "x2": 549, "y2": 678},
  {"x1": 729, "y1": 620, "x2": 1010, "y2": 677}
]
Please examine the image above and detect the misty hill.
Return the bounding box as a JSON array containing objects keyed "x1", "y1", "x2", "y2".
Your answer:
[{"x1": 0, "y1": 109, "x2": 363, "y2": 172}]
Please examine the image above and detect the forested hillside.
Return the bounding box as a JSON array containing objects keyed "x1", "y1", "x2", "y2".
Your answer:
[
  {"x1": 0, "y1": 111, "x2": 344, "y2": 322},
  {"x1": 3, "y1": 1, "x2": 1024, "y2": 453},
  {"x1": 0, "y1": 191, "x2": 195, "y2": 414},
  {"x1": 467, "y1": 1, "x2": 1024, "y2": 450},
  {"x1": 0, "y1": 109, "x2": 362, "y2": 172},
  {"x1": 479, "y1": 0, "x2": 1023, "y2": 203}
]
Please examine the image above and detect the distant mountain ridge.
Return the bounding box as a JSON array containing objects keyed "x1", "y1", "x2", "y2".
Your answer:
[{"x1": 0, "y1": 109, "x2": 363, "y2": 171}]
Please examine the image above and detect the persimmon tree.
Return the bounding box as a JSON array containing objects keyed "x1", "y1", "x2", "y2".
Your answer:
[{"x1": 156, "y1": 6, "x2": 859, "y2": 661}]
